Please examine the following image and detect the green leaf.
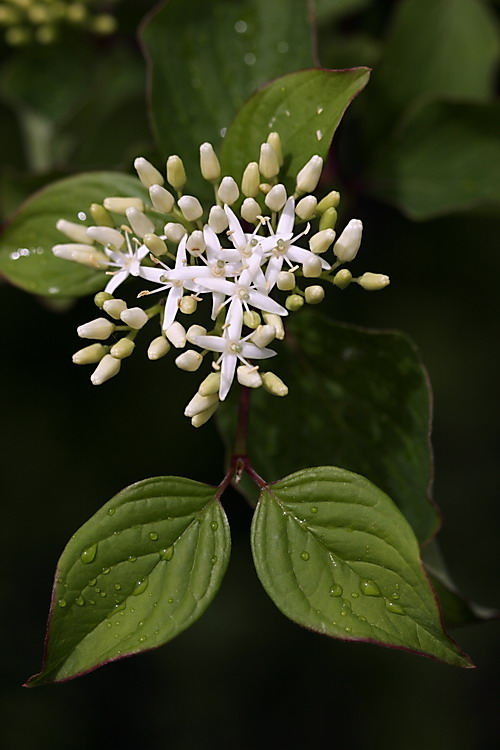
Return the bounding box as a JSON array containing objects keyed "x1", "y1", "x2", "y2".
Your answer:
[
  {"x1": 367, "y1": 101, "x2": 500, "y2": 220},
  {"x1": 364, "y1": 0, "x2": 499, "y2": 139},
  {"x1": 219, "y1": 310, "x2": 438, "y2": 542},
  {"x1": 0, "y1": 172, "x2": 148, "y2": 298},
  {"x1": 251, "y1": 467, "x2": 472, "y2": 667},
  {"x1": 221, "y1": 67, "x2": 370, "y2": 188},
  {"x1": 141, "y1": 0, "x2": 314, "y2": 190},
  {"x1": 26, "y1": 476, "x2": 230, "y2": 686}
]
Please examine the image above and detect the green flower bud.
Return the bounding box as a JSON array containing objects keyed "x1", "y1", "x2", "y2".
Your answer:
[
  {"x1": 72, "y1": 343, "x2": 107, "y2": 365},
  {"x1": 305, "y1": 285, "x2": 325, "y2": 304},
  {"x1": 285, "y1": 294, "x2": 304, "y2": 311},
  {"x1": 259, "y1": 143, "x2": 280, "y2": 179},
  {"x1": 90, "y1": 203, "x2": 114, "y2": 227},
  {"x1": 144, "y1": 233, "x2": 167, "y2": 257},
  {"x1": 319, "y1": 207, "x2": 337, "y2": 231},
  {"x1": 262, "y1": 372, "x2": 288, "y2": 397},
  {"x1": 333, "y1": 269, "x2": 352, "y2": 289},
  {"x1": 198, "y1": 372, "x2": 221, "y2": 397},
  {"x1": 317, "y1": 190, "x2": 340, "y2": 214},
  {"x1": 243, "y1": 310, "x2": 261, "y2": 329},
  {"x1": 241, "y1": 162, "x2": 260, "y2": 198},
  {"x1": 94, "y1": 291, "x2": 113, "y2": 309},
  {"x1": 277, "y1": 271, "x2": 296, "y2": 291},
  {"x1": 110, "y1": 338, "x2": 136, "y2": 360},
  {"x1": 166, "y1": 155, "x2": 187, "y2": 190}
]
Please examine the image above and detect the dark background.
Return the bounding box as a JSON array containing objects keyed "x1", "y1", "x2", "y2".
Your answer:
[{"x1": 1, "y1": 1, "x2": 499, "y2": 748}]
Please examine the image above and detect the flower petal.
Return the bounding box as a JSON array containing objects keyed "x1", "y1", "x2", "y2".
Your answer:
[
  {"x1": 105, "y1": 269, "x2": 129, "y2": 295},
  {"x1": 220, "y1": 352, "x2": 237, "y2": 400}
]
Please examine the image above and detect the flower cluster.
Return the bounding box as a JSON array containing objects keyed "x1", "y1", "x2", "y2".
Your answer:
[
  {"x1": 53, "y1": 133, "x2": 389, "y2": 427},
  {"x1": 0, "y1": 0, "x2": 117, "y2": 45}
]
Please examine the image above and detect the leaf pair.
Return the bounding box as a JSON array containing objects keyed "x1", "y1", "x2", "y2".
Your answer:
[{"x1": 26, "y1": 468, "x2": 471, "y2": 686}]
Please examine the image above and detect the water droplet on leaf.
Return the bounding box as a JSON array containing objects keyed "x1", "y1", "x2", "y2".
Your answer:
[
  {"x1": 75, "y1": 595, "x2": 85, "y2": 606},
  {"x1": 360, "y1": 579, "x2": 381, "y2": 597},
  {"x1": 385, "y1": 600, "x2": 405, "y2": 615},
  {"x1": 300, "y1": 551, "x2": 310, "y2": 561},
  {"x1": 160, "y1": 547, "x2": 174, "y2": 561},
  {"x1": 148, "y1": 531, "x2": 159, "y2": 541},
  {"x1": 210, "y1": 521, "x2": 218, "y2": 531},
  {"x1": 80, "y1": 543, "x2": 97, "y2": 564},
  {"x1": 329, "y1": 584, "x2": 343, "y2": 597},
  {"x1": 132, "y1": 578, "x2": 149, "y2": 596}
]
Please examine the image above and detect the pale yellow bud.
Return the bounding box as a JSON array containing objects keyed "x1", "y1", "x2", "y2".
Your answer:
[
  {"x1": 237, "y1": 365, "x2": 262, "y2": 389},
  {"x1": 56, "y1": 219, "x2": 93, "y2": 245},
  {"x1": 250, "y1": 325, "x2": 276, "y2": 348},
  {"x1": 199, "y1": 142, "x2": 221, "y2": 182},
  {"x1": 333, "y1": 269, "x2": 352, "y2": 289},
  {"x1": 263, "y1": 312, "x2": 285, "y2": 340},
  {"x1": 175, "y1": 350, "x2": 203, "y2": 372},
  {"x1": 241, "y1": 162, "x2": 260, "y2": 198},
  {"x1": 304, "y1": 285, "x2": 325, "y2": 304},
  {"x1": 186, "y1": 324, "x2": 207, "y2": 343},
  {"x1": 90, "y1": 354, "x2": 121, "y2": 386},
  {"x1": 208, "y1": 205, "x2": 229, "y2": 233},
  {"x1": 265, "y1": 184, "x2": 287, "y2": 212},
  {"x1": 103, "y1": 298, "x2": 127, "y2": 320},
  {"x1": 103, "y1": 197, "x2": 144, "y2": 215},
  {"x1": 72, "y1": 343, "x2": 107, "y2": 365},
  {"x1": 285, "y1": 294, "x2": 304, "y2": 311},
  {"x1": 110, "y1": 338, "x2": 136, "y2": 360},
  {"x1": 198, "y1": 372, "x2": 221, "y2": 397},
  {"x1": 319, "y1": 207, "x2": 337, "y2": 231},
  {"x1": 277, "y1": 271, "x2": 296, "y2": 291},
  {"x1": 134, "y1": 157, "x2": 164, "y2": 188},
  {"x1": 259, "y1": 143, "x2": 280, "y2": 179},
  {"x1": 357, "y1": 273, "x2": 390, "y2": 291},
  {"x1": 217, "y1": 176, "x2": 239, "y2": 206},
  {"x1": 309, "y1": 228, "x2": 335, "y2": 254},
  {"x1": 240, "y1": 198, "x2": 261, "y2": 224},
  {"x1": 302, "y1": 255, "x2": 323, "y2": 278},
  {"x1": 120, "y1": 307, "x2": 148, "y2": 330},
  {"x1": 166, "y1": 155, "x2": 187, "y2": 190},
  {"x1": 144, "y1": 233, "x2": 167, "y2": 257},
  {"x1": 148, "y1": 336, "x2": 170, "y2": 360},
  {"x1": 126, "y1": 207, "x2": 155, "y2": 239},
  {"x1": 90, "y1": 203, "x2": 114, "y2": 227},
  {"x1": 243, "y1": 310, "x2": 261, "y2": 329},
  {"x1": 334, "y1": 219, "x2": 362, "y2": 262},
  {"x1": 262, "y1": 372, "x2": 288, "y2": 397},
  {"x1": 166, "y1": 321, "x2": 186, "y2": 348},
  {"x1": 267, "y1": 132, "x2": 283, "y2": 165},
  {"x1": 184, "y1": 391, "x2": 219, "y2": 418},
  {"x1": 317, "y1": 190, "x2": 340, "y2": 213},
  {"x1": 186, "y1": 230, "x2": 206, "y2": 256},
  {"x1": 179, "y1": 296, "x2": 198, "y2": 314},
  {"x1": 149, "y1": 185, "x2": 175, "y2": 213},
  {"x1": 164, "y1": 222, "x2": 187, "y2": 243},
  {"x1": 295, "y1": 196, "x2": 317, "y2": 221},
  {"x1": 191, "y1": 403, "x2": 219, "y2": 428},
  {"x1": 86, "y1": 226, "x2": 124, "y2": 250},
  {"x1": 178, "y1": 195, "x2": 203, "y2": 222},
  {"x1": 296, "y1": 155, "x2": 323, "y2": 194}
]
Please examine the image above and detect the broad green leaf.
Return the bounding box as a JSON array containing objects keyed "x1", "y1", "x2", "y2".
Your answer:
[
  {"x1": 0, "y1": 172, "x2": 148, "y2": 298},
  {"x1": 219, "y1": 310, "x2": 438, "y2": 542},
  {"x1": 423, "y1": 539, "x2": 499, "y2": 627},
  {"x1": 221, "y1": 67, "x2": 370, "y2": 189},
  {"x1": 367, "y1": 101, "x2": 500, "y2": 220},
  {"x1": 251, "y1": 467, "x2": 472, "y2": 667},
  {"x1": 364, "y1": 0, "x2": 499, "y2": 139},
  {"x1": 26, "y1": 476, "x2": 230, "y2": 686},
  {"x1": 141, "y1": 0, "x2": 314, "y2": 190}
]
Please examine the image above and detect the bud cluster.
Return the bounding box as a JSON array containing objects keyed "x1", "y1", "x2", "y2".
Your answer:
[
  {"x1": 0, "y1": 0, "x2": 117, "y2": 46},
  {"x1": 54, "y1": 133, "x2": 389, "y2": 426}
]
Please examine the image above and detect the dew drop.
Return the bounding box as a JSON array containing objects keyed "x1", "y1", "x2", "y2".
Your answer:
[
  {"x1": 359, "y1": 616, "x2": 367, "y2": 622},
  {"x1": 329, "y1": 584, "x2": 343, "y2": 597},
  {"x1": 75, "y1": 595, "x2": 85, "y2": 607},
  {"x1": 316, "y1": 130, "x2": 323, "y2": 141},
  {"x1": 210, "y1": 521, "x2": 219, "y2": 531},
  {"x1": 351, "y1": 592, "x2": 359, "y2": 599},
  {"x1": 89, "y1": 599, "x2": 96, "y2": 605},
  {"x1": 344, "y1": 626, "x2": 352, "y2": 633},
  {"x1": 385, "y1": 599, "x2": 405, "y2": 615},
  {"x1": 300, "y1": 551, "x2": 310, "y2": 561},
  {"x1": 113, "y1": 530, "x2": 121, "y2": 536},
  {"x1": 107, "y1": 508, "x2": 116, "y2": 516},
  {"x1": 88, "y1": 578, "x2": 97, "y2": 587},
  {"x1": 148, "y1": 531, "x2": 159, "y2": 541},
  {"x1": 160, "y1": 547, "x2": 174, "y2": 561},
  {"x1": 277, "y1": 41, "x2": 289, "y2": 54},
  {"x1": 127, "y1": 556, "x2": 137, "y2": 563},
  {"x1": 102, "y1": 567, "x2": 110, "y2": 575},
  {"x1": 360, "y1": 579, "x2": 381, "y2": 597},
  {"x1": 168, "y1": 597, "x2": 174, "y2": 604},
  {"x1": 80, "y1": 543, "x2": 98, "y2": 564},
  {"x1": 58, "y1": 598, "x2": 67, "y2": 608},
  {"x1": 100, "y1": 591, "x2": 106, "y2": 598},
  {"x1": 310, "y1": 506, "x2": 318, "y2": 514},
  {"x1": 114, "y1": 583, "x2": 122, "y2": 591},
  {"x1": 108, "y1": 601, "x2": 126, "y2": 618},
  {"x1": 132, "y1": 578, "x2": 149, "y2": 596},
  {"x1": 211, "y1": 555, "x2": 218, "y2": 565},
  {"x1": 106, "y1": 622, "x2": 112, "y2": 628},
  {"x1": 138, "y1": 635, "x2": 146, "y2": 643},
  {"x1": 78, "y1": 211, "x2": 87, "y2": 221}
]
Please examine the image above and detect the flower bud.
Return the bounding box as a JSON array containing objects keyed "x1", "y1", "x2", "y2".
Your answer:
[
  {"x1": 166, "y1": 321, "x2": 187, "y2": 348},
  {"x1": 241, "y1": 162, "x2": 260, "y2": 198},
  {"x1": 265, "y1": 184, "x2": 287, "y2": 212},
  {"x1": 285, "y1": 294, "x2": 304, "y2": 311},
  {"x1": 199, "y1": 142, "x2": 221, "y2": 182},
  {"x1": 175, "y1": 349, "x2": 203, "y2": 372},
  {"x1": 217, "y1": 176, "x2": 239, "y2": 205},
  {"x1": 184, "y1": 391, "x2": 219, "y2": 418},
  {"x1": 134, "y1": 157, "x2": 164, "y2": 188},
  {"x1": 164, "y1": 222, "x2": 187, "y2": 243},
  {"x1": 149, "y1": 185, "x2": 175, "y2": 213},
  {"x1": 295, "y1": 155, "x2": 323, "y2": 193},
  {"x1": 148, "y1": 336, "x2": 170, "y2": 360},
  {"x1": 179, "y1": 296, "x2": 198, "y2": 314},
  {"x1": 333, "y1": 269, "x2": 352, "y2": 289},
  {"x1": 243, "y1": 310, "x2": 261, "y2": 329},
  {"x1": 72, "y1": 343, "x2": 107, "y2": 365},
  {"x1": 208, "y1": 205, "x2": 228, "y2": 233},
  {"x1": 110, "y1": 337, "x2": 136, "y2": 359},
  {"x1": 103, "y1": 197, "x2": 144, "y2": 214},
  {"x1": 302, "y1": 255, "x2": 322, "y2": 278},
  {"x1": 56, "y1": 219, "x2": 93, "y2": 245},
  {"x1": 267, "y1": 132, "x2": 283, "y2": 165},
  {"x1": 317, "y1": 190, "x2": 340, "y2": 213},
  {"x1": 263, "y1": 312, "x2": 285, "y2": 340},
  {"x1": 295, "y1": 196, "x2": 317, "y2": 221},
  {"x1": 319, "y1": 207, "x2": 337, "y2": 231},
  {"x1": 178, "y1": 195, "x2": 203, "y2": 222},
  {"x1": 125, "y1": 207, "x2": 155, "y2": 239},
  {"x1": 198, "y1": 372, "x2": 221, "y2": 396},
  {"x1": 262, "y1": 372, "x2": 288, "y2": 397},
  {"x1": 240, "y1": 198, "x2": 261, "y2": 224},
  {"x1": 186, "y1": 324, "x2": 207, "y2": 343},
  {"x1": 357, "y1": 273, "x2": 390, "y2": 291},
  {"x1": 120, "y1": 307, "x2": 148, "y2": 329},
  {"x1": 277, "y1": 271, "x2": 295, "y2": 291},
  {"x1": 90, "y1": 203, "x2": 114, "y2": 227},
  {"x1": 94, "y1": 291, "x2": 113, "y2": 309},
  {"x1": 237, "y1": 365, "x2": 263, "y2": 389},
  {"x1": 77, "y1": 318, "x2": 115, "y2": 340},
  {"x1": 86, "y1": 226, "x2": 124, "y2": 249},
  {"x1": 309, "y1": 228, "x2": 335, "y2": 254},
  {"x1": 166, "y1": 155, "x2": 187, "y2": 190},
  {"x1": 259, "y1": 183, "x2": 272, "y2": 195},
  {"x1": 90, "y1": 354, "x2": 121, "y2": 386},
  {"x1": 52, "y1": 244, "x2": 109, "y2": 268},
  {"x1": 144, "y1": 233, "x2": 167, "y2": 257},
  {"x1": 305, "y1": 285, "x2": 325, "y2": 304},
  {"x1": 334, "y1": 219, "x2": 363, "y2": 262},
  {"x1": 259, "y1": 143, "x2": 280, "y2": 179},
  {"x1": 103, "y1": 298, "x2": 127, "y2": 319},
  {"x1": 186, "y1": 230, "x2": 206, "y2": 256},
  {"x1": 251, "y1": 325, "x2": 275, "y2": 348},
  {"x1": 191, "y1": 403, "x2": 219, "y2": 427}
]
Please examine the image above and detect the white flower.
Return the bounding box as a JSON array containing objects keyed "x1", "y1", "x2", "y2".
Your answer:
[
  {"x1": 86, "y1": 227, "x2": 149, "y2": 295},
  {"x1": 189, "y1": 299, "x2": 276, "y2": 400}
]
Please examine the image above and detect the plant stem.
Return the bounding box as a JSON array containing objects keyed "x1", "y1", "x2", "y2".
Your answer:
[{"x1": 234, "y1": 385, "x2": 250, "y2": 457}]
